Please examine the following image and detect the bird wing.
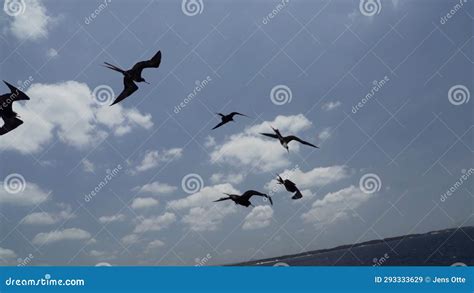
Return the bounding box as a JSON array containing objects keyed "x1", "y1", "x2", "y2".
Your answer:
[
  {"x1": 110, "y1": 77, "x2": 139, "y2": 106},
  {"x1": 292, "y1": 189, "x2": 303, "y2": 200},
  {"x1": 260, "y1": 133, "x2": 279, "y2": 139},
  {"x1": 0, "y1": 116, "x2": 23, "y2": 136},
  {"x1": 285, "y1": 180, "x2": 297, "y2": 190},
  {"x1": 3, "y1": 81, "x2": 30, "y2": 101},
  {"x1": 213, "y1": 197, "x2": 231, "y2": 202},
  {"x1": 131, "y1": 50, "x2": 162, "y2": 75},
  {"x1": 229, "y1": 112, "x2": 248, "y2": 118},
  {"x1": 212, "y1": 120, "x2": 228, "y2": 130},
  {"x1": 241, "y1": 190, "x2": 273, "y2": 205},
  {"x1": 286, "y1": 135, "x2": 319, "y2": 148}
]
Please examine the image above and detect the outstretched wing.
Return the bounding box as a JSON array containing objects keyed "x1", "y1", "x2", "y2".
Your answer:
[
  {"x1": 212, "y1": 120, "x2": 228, "y2": 130},
  {"x1": 131, "y1": 50, "x2": 162, "y2": 75},
  {"x1": 3, "y1": 81, "x2": 30, "y2": 101},
  {"x1": 213, "y1": 197, "x2": 231, "y2": 203},
  {"x1": 229, "y1": 112, "x2": 248, "y2": 118},
  {"x1": 260, "y1": 133, "x2": 278, "y2": 139},
  {"x1": 292, "y1": 189, "x2": 303, "y2": 200},
  {"x1": 241, "y1": 190, "x2": 273, "y2": 205},
  {"x1": 111, "y1": 77, "x2": 139, "y2": 106},
  {"x1": 286, "y1": 135, "x2": 319, "y2": 148},
  {"x1": 0, "y1": 116, "x2": 23, "y2": 136}
]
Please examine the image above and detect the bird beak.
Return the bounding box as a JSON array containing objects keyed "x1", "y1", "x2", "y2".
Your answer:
[{"x1": 144, "y1": 81, "x2": 150, "y2": 85}]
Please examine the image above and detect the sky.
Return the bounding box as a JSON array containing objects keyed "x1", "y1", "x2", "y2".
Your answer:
[{"x1": 0, "y1": 0, "x2": 472, "y2": 266}]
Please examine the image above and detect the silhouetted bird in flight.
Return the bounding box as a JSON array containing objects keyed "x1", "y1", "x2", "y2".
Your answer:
[
  {"x1": 212, "y1": 112, "x2": 249, "y2": 130},
  {"x1": 103, "y1": 50, "x2": 162, "y2": 106},
  {"x1": 260, "y1": 127, "x2": 319, "y2": 152},
  {"x1": 214, "y1": 190, "x2": 273, "y2": 207},
  {"x1": 0, "y1": 81, "x2": 30, "y2": 136},
  {"x1": 276, "y1": 174, "x2": 303, "y2": 200}
]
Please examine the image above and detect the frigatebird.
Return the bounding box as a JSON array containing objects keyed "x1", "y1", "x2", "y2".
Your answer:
[
  {"x1": 276, "y1": 175, "x2": 303, "y2": 200},
  {"x1": 214, "y1": 190, "x2": 273, "y2": 207},
  {"x1": 103, "y1": 50, "x2": 162, "y2": 106},
  {"x1": 260, "y1": 127, "x2": 319, "y2": 152},
  {"x1": 212, "y1": 112, "x2": 249, "y2": 130},
  {"x1": 0, "y1": 81, "x2": 30, "y2": 136}
]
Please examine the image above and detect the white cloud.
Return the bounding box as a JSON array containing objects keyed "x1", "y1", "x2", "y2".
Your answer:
[
  {"x1": 322, "y1": 101, "x2": 341, "y2": 111},
  {"x1": 167, "y1": 184, "x2": 239, "y2": 232},
  {"x1": 0, "y1": 181, "x2": 49, "y2": 206},
  {"x1": 210, "y1": 173, "x2": 245, "y2": 185},
  {"x1": 210, "y1": 114, "x2": 313, "y2": 172},
  {"x1": 133, "y1": 212, "x2": 176, "y2": 233},
  {"x1": 204, "y1": 136, "x2": 216, "y2": 148},
  {"x1": 133, "y1": 181, "x2": 177, "y2": 195},
  {"x1": 0, "y1": 247, "x2": 16, "y2": 260},
  {"x1": 134, "y1": 148, "x2": 183, "y2": 173},
  {"x1": 98, "y1": 214, "x2": 126, "y2": 224},
  {"x1": 82, "y1": 159, "x2": 95, "y2": 173},
  {"x1": 131, "y1": 197, "x2": 159, "y2": 210},
  {"x1": 32, "y1": 228, "x2": 91, "y2": 245},
  {"x1": 46, "y1": 48, "x2": 58, "y2": 58},
  {"x1": 121, "y1": 234, "x2": 140, "y2": 246},
  {"x1": 0, "y1": 81, "x2": 153, "y2": 154},
  {"x1": 265, "y1": 165, "x2": 350, "y2": 192},
  {"x1": 147, "y1": 240, "x2": 165, "y2": 250},
  {"x1": 318, "y1": 127, "x2": 332, "y2": 141},
  {"x1": 22, "y1": 207, "x2": 74, "y2": 225},
  {"x1": 242, "y1": 206, "x2": 273, "y2": 230},
  {"x1": 9, "y1": 0, "x2": 55, "y2": 41},
  {"x1": 301, "y1": 185, "x2": 374, "y2": 224}
]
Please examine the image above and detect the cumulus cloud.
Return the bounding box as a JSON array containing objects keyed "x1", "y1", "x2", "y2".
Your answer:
[
  {"x1": 210, "y1": 115, "x2": 313, "y2": 172},
  {"x1": 167, "y1": 184, "x2": 239, "y2": 232},
  {"x1": 321, "y1": 101, "x2": 341, "y2": 111},
  {"x1": 0, "y1": 81, "x2": 153, "y2": 154},
  {"x1": 147, "y1": 240, "x2": 165, "y2": 250},
  {"x1": 0, "y1": 181, "x2": 49, "y2": 206},
  {"x1": 98, "y1": 214, "x2": 126, "y2": 224},
  {"x1": 8, "y1": 0, "x2": 55, "y2": 41},
  {"x1": 318, "y1": 127, "x2": 332, "y2": 142},
  {"x1": 133, "y1": 181, "x2": 177, "y2": 195},
  {"x1": 0, "y1": 247, "x2": 17, "y2": 259},
  {"x1": 301, "y1": 185, "x2": 374, "y2": 224},
  {"x1": 133, "y1": 212, "x2": 176, "y2": 233},
  {"x1": 210, "y1": 173, "x2": 245, "y2": 185},
  {"x1": 22, "y1": 206, "x2": 74, "y2": 225},
  {"x1": 242, "y1": 206, "x2": 273, "y2": 230},
  {"x1": 32, "y1": 228, "x2": 91, "y2": 245},
  {"x1": 133, "y1": 148, "x2": 183, "y2": 173},
  {"x1": 82, "y1": 159, "x2": 95, "y2": 173},
  {"x1": 121, "y1": 234, "x2": 140, "y2": 246},
  {"x1": 131, "y1": 197, "x2": 159, "y2": 210}
]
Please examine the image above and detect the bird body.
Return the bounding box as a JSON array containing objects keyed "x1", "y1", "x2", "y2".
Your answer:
[
  {"x1": 212, "y1": 112, "x2": 249, "y2": 130},
  {"x1": 0, "y1": 81, "x2": 30, "y2": 135},
  {"x1": 277, "y1": 175, "x2": 303, "y2": 200},
  {"x1": 214, "y1": 190, "x2": 273, "y2": 207},
  {"x1": 261, "y1": 127, "x2": 319, "y2": 152},
  {"x1": 103, "y1": 50, "x2": 162, "y2": 106}
]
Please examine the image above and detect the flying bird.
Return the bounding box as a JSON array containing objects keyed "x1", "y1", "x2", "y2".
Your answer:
[
  {"x1": 260, "y1": 127, "x2": 319, "y2": 152},
  {"x1": 103, "y1": 50, "x2": 162, "y2": 106},
  {"x1": 214, "y1": 190, "x2": 273, "y2": 207},
  {"x1": 276, "y1": 174, "x2": 303, "y2": 200},
  {"x1": 0, "y1": 81, "x2": 30, "y2": 136},
  {"x1": 212, "y1": 112, "x2": 249, "y2": 130}
]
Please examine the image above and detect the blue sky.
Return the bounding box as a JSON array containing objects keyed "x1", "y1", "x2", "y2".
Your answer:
[{"x1": 0, "y1": 0, "x2": 472, "y2": 266}]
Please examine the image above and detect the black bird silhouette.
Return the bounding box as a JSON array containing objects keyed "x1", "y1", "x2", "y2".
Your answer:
[
  {"x1": 214, "y1": 190, "x2": 273, "y2": 207},
  {"x1": 0, "y1": 81, "x2": 30, "y2": 136},
  {"x1": 276, "y1": 174, "x2": 303, "y2": 200},
  {"x1": 260, "y1": 126, "x2": 319, "y2": 152},
  {"x1": 212, "y1": 112, "x2": 249, "y2": 130},
  {"x1": 103, "y1": 50, "x2": 162, "y2": 106}
]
